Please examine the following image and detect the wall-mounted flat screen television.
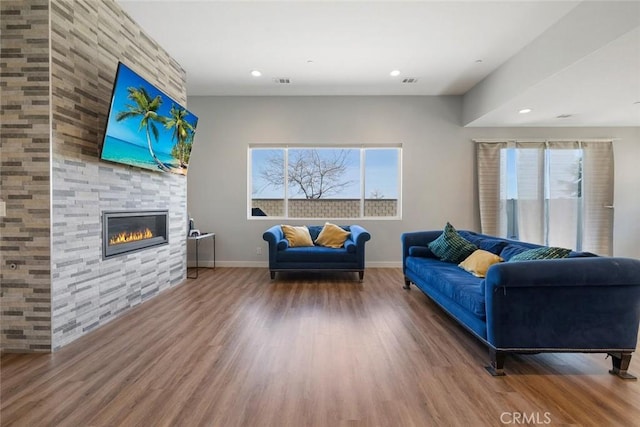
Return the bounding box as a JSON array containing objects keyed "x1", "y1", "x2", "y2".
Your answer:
[{"x1": 100, "y1": 62, "x2": 198, "y2": 175}]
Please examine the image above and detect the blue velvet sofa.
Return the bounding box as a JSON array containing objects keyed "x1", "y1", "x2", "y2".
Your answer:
[
  {"x1": 402, "y1": 229, "x2": 640, "y2": 378},
  {"x1": 263, "y1": 225, "x2": 371, "y2": 281}
]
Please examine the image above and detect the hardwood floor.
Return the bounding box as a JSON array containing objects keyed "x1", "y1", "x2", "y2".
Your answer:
[{"x1": 2, "y1": 268, "x2": 639, "y2": 426}]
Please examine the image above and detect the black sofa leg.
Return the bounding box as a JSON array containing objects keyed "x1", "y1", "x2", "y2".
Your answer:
[
  {"x1": 358, "y1": 271, "x2": 364, "y2": 282},
  {"x1": 270, "y1": 271, "x2": 275, "y2": 280},
  {"x1": 403, "y1": 278, "x2": 411, "y2": 290},
  {"x1": 485, "y1": 348, "x2": 506, "y2": 376},
  {"x1": 608, "y1": 352, "x2": 637, "y2": 380}
]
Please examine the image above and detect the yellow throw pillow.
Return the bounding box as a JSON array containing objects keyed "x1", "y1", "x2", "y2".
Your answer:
[
  {"x1": 458, "y1": 249, "x2": 503, "y2": 278},
  {"x1": 315, "y1": 222, "x2": 350, "y2": 248},
  {"x1": 281, "y1": 225, "x2": 314, "y2": 247}
]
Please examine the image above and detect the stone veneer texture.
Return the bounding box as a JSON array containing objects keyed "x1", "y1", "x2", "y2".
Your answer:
[
  {"x1": 1, "y1": 0, "x2": 52, "y2": 352},
  {"x1": 1, "y1": 0, "x2": 189, "y2": 352}
]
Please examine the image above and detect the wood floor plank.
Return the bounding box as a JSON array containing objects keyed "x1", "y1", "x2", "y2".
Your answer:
[{"x1": 2, "y1": 268, "x2": 639, "y2": 426}]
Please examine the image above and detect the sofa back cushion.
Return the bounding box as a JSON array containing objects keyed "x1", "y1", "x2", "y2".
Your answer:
[
  {"x1": 458, "y1": 231, "x2": 508, "y2": 255},
  {"x1": 408, "y1": 246, "x2": 435, "y2": 258},
  {"x1": 499, "y1": 244, "x2": 533, "y2": 261},
  {"x1": 306, "y1": 225, "x2": 351, "y2": 241}
]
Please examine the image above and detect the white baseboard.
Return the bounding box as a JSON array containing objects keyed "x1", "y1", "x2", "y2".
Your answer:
[
  {"x1": 187, "y1": 260, "x2": 268, "y2": 268},
  {"x1": 187, "y1": 260, "x2": 402, "y2": 268},
  {"x1": 367, "y1": 261, "x2": 403, "y2": 268}
]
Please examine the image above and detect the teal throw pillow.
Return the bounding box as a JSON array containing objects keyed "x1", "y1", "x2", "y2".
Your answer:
[
  {"x1": 428, "y1": 222, "x2": 478, "y2": 263},
  {"x1": 508, "y1": 246, "x2": 571, "y2": 262}
]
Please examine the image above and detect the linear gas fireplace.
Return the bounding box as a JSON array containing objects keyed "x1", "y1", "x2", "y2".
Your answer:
[{"x1": 103, "y1": 210, "x2": 169, "y2": 259}]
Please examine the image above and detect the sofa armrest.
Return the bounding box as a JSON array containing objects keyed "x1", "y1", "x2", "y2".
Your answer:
[
  {"x1": 263, "y1": 225, "x2": 286, "y2": 265},
  {"x1": 401, "y1": 231, "x2": 443, "y2": 273},
  {"x1": 349, "y1": 225, "x2": 371, "y2": 248},
  {"x1": 484, "y1": 257, "x2": 640, "y2": 350},
  {"x1": 263, "y1": 225, "x2": 284, "y2": 244},
  {"x1": 485, "y1": 257, "x2": 640, "y2": 290},
  {"x1": 345, "y1": 225, "x2": 371, "y2": 269}
]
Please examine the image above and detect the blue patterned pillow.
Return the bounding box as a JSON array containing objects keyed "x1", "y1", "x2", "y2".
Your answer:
[
  {"x1": 509, "y1": 246, "x2": 571, "y2": 261},
  {"x1": 428, "y1": 223, "x2": 478, "y2": 263}
]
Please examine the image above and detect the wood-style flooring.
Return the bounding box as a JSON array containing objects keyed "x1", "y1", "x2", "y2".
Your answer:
[{"x1": 2, "y1": 268, "x2": 639, "y2": 426}]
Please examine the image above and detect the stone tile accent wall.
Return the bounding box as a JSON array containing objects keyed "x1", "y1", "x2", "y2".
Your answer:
[
  {"x1": 1, "y1": 0, "x2": 52, "y2": 352},
  {"x1": 49, "y1": 0, "x2": 187, "y2": 350},
  {"x1": 1, "y1": 0, "x2": 189, "y2": 352},
  {"x1": 252, "y1": 199, "x2": 398, "y2": 218}
]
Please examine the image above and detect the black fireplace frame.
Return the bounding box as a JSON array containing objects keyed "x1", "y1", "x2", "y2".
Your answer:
[{"x1": 102, "y1": 210, "x2": 169, "y2": 259}]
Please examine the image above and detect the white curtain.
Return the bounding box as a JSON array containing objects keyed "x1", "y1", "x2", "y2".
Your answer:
[
  {"x1": 476, "y1": 140, "x2": 613, "y2": 255},
  {"x1": 476, "y1": 142, "x2": 504, "y2": 237},
  {"x1": 514, "y1": 142, "x2": 545, "y2": 244},
  {"x1": 582, "y1": 141, "x2": 614, "y2": 255}
]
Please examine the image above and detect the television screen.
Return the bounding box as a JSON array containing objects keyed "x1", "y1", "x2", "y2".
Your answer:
[{"x1": 100, "y1": 62, "x2": 198, "y2": 175}]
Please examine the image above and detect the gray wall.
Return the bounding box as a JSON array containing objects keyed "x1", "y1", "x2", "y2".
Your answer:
[{"x1": 186, "y1": 96, "x2": 640, "y2": 266}]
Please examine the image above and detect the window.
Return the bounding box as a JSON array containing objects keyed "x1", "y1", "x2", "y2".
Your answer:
[
  {"x1": 501, "y1": 146, "x2": 583, "y2": 248},
  {"x1": 477, "y1": 140, "x2": 613, "y2": 255},
  {"x1": 249, "y1": 145, "x2": 401, "y2": 219}
]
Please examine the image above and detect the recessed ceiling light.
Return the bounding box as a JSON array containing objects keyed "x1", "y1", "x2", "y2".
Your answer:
[
  {"x1": 475, "y1": 59, "x2": 483, "y2": 63},
  {"x1": 634, "y1": 101, "x2": 640, "y2": 105},
  {"x1": 519, "y1": 108, "x2": 532, "y2": 114},
  {"x1": 306, "y1": 60, "x2": 314, "y2": 64},
  {"x1": 556, "y1": 114, "x2": 573, "y2": 119},
  {"x1": 251, "y1": 70, "x2": 262, "y2": 77},
  {"x1": 390, "y1": 70, "x2": 401, "y2": 77}
]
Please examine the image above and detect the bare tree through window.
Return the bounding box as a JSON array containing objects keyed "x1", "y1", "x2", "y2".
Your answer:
[
  {"x1": 260, "y1": 149, "x2": 355, "y2": 199},
  {"x1": 250, "y1": 146, "x2": 401, "y2": 218}
]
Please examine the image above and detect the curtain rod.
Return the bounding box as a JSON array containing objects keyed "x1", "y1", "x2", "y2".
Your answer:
[{"x1": 472, "y1": 138, "x2": 618, "y2": 143}]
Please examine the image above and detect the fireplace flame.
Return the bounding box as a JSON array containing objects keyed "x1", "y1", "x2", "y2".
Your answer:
[{"x1": 109, "y1": 228, "x2": 154, "y2": 246}]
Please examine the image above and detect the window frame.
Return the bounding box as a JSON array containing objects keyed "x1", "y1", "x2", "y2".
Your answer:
[{"x1": 247, "y1": 144, "x2": 402, "y2": 220}]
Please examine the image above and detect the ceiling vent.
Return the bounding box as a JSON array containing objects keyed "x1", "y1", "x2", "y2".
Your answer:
[
  {"x1": 402, "y1": 78, "x2": 418, "y2": 84},
  {"x1": 274, "y1": 77, "x2": 291, "y2": 84}
]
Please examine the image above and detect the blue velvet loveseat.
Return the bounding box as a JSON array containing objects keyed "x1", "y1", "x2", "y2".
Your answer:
[
  {"x1": 402, "y1": 228, "x2": 640, "y2": 378},
  {"x1": 263, "y1": 225, "x2": 371, "y2": 281}
]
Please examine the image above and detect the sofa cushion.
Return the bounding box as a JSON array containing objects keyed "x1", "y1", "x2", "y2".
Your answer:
[
  {"x1": 406, "y1": 256, "x2": 485, "y2": 318},
  {"x1": 315, "y1": 222, "x2": 350, "y2": 248},
  {"x1": 509, "y1": 246, "x2": 571, "y2": 261},
  {"x1": 281, "y1": 225, "x2": 314, "y2": 247},
  {"x1": 428, "y1": 222, "x2": 478, "y2": 263},
  {"x1": 568, "y1": 251, "x2": 599, "y2": 258},
  {"x1": 458, "y1": 249, "x2": 503, "y2": 278},
  {"x1": 307, "y1": 226, "x2": 321, "y2": 242},
  {"x1": 408, "y1": 245, "x2": 434, "y2": 258},
  {"x1": 500, "y1": 244, "x2": 533, "y2": 261},
  {"x1": 458, "y1": 232, "x2": 508, "y2": 255},
  {"x1": 277, "y1": 246, "x2": 356, "y2": 263}
]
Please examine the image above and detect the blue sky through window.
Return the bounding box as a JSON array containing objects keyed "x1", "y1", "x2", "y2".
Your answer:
[{"x1": 251, "y1": 147, "x2": 400, "y2": 199}]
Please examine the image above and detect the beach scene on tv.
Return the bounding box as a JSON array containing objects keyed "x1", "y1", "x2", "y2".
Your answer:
[{"x1": 101, "y1": 63, "x2": 198, "y2": 175}]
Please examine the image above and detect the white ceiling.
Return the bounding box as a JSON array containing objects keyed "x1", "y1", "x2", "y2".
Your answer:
[{"x1": 118, "y1": 0, "x2": 640, "y2": 127}]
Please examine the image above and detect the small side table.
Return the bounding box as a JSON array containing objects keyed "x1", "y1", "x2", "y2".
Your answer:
[{"x1": 187, "y1": 232, "x2": 215, "y2": 279}]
